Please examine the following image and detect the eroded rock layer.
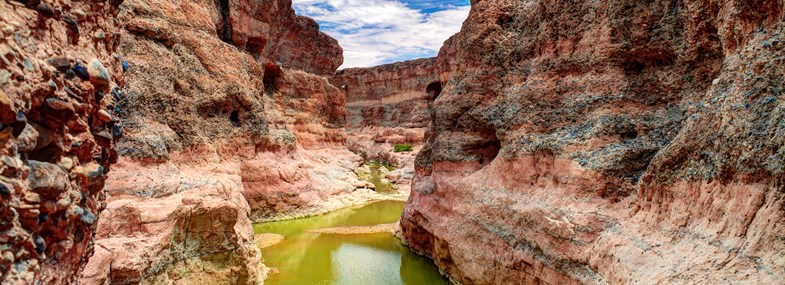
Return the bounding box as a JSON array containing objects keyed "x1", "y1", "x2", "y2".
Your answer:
[
  {"x1": 399, "y1": 0, "x2": 785, "y2": 284},
  {"x1": 0, "y1": 0, "x2": 127, "y2": 283},
  {"x1": 331, "y1": 59, "x2": 441, "y2": 189},
  {"x1": 79, "y1": 0, "x2": 365, "y2": 283},
  {"x1": 332, "y1": 58, "x2": 439, "y2": 129}
]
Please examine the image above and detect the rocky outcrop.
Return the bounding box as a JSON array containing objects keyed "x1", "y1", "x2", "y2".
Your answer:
[
  {"x1": 221, "y1": 0, "x2": 343, "y2": 75},
  {"x1": 331, "y1": 59, "x2": 440, "y2": 189},
  {"x1": 79, "y1": 161, "x2": 265, "y2": 284},
  {"x1": 332, "y1": 58, "x2": 439, "y2": 129},
  {"x1": 79, "y1": 0, "x2": 360, "y2": 283},
  {"x1": 400, "y1": 0, "x2": 785, "y2": 284},
  {"x1": 0, "y1": 0, "x2": 127, "y2": 283}
]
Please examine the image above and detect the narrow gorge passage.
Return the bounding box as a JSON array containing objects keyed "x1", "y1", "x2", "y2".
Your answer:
[{"x1": 3, "y1": 0, "x2": 784, "y2": 284}]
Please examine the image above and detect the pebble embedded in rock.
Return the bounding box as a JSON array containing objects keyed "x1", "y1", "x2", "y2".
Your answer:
[
  {"x1": 86, "y1": 164, "x2": 104, "y2": 179},
  {"x1": 94, "y1": 129, "x2": 111, "y2": 141},
  {"x1": 94, "y1": 90, "x2": 104, "y2": 103},
  {"x1": 21, "y1": 57, "x2": 34, "y2": 71},
  {"x1": 65, "y1": 70, "x2": 76, "y2": 80},
  {"x1": 111, "y1": 88, "x2": 121, "y2": 100},
  {"x1": 0, "y1": 89, "x2": 16, "y2": 123},
  {"x1": 0, "y1": 183, "x2": 10, "y2": 198},
  {"x1": 73, "y1": 64, "x2": 89, "y2": 80},
  {"x1": 96, "y1": 110, "x2": 112, "y2": 122},
  {"x1": 1, "y1": 251, "x2": 13, "y2": 263},
  {"x1": 121, "y1": 60, "x2": 129, "y2": 72},
  {"x1": 33, "y1": 235, "x2": 45, "y2": 253},
  {"x1": 28, "y1": 161, "x2": 70, "y2": 196},
  {"x1": 62, "y1": 16, "x2": 79, "y2": 35},
  {"x1": 69, "y1": 206, "x2": 84, "y2": 219},
  {"x1": 72, "y1": 9, "x2": 86, "y2": 21},
  {"x1": 37, "y1": 213, "x2": 48, "y2": 224},
  {"x1": 34, "y1": 2, "x2": 55, "y2": 18},
  {"x1": 112, "y1": 124, "x2": 123, "y2": 138},
  {"x1": 45, "y1": 97, "x2": 72, "y2": 111},
  {"x1": 87, "y1": 59, "x2": 111, "y2": 87},
  {"x1": 63, "y1": 87, "x2": 81, "y2": 102},
  {"x1": 17, "y1": 123, "x2": 39, "y2": 153},
  {"x1": 79, "y1": 210, "x2": 96, "y2": 225}
]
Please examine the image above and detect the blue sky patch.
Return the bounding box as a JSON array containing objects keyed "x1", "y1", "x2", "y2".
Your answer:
[{"x1": 292, "y1": 0, "x2": 470, "y2": 68}]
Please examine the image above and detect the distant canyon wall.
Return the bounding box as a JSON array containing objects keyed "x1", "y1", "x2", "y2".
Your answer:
[
  {"x1": 331, "y1": 58, "x2": 440, "y2": 129},
  {"x1": 399, "y1": 0, "x2": 785, "y2": 284}
]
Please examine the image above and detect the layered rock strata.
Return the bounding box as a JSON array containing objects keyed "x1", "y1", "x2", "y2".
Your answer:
[
  {"x1": 0, "y1": 0, "x2": 127, "y2": 283},
  {"x1": 79, "y1": 0, "x2": 370, "y2": 283},
  {"x1": 332, "y1": 58, "x2": 441, "y2": 189},
  {"x1": 399, "y1": 0, "x2": 785, "y2": 284}
]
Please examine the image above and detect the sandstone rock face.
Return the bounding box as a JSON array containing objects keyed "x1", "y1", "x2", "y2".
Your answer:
[
  {"x1": 80, "y1": 0, "x2": 362, "y2": 282},
  {"x1": 0, "y1": 0, "x2": 126, "y2": 283},
  {"x1": 332, "y1": 58, "x2": 439, "y2": 129},
  {"x1": 222, "y1": 0, "x2": 343, "y2": 75},
  {"x1": 400, "y1": 0, "x2": 785, "y2": 284},
  {"x1": 79, "y1": 160, "x2": 265, "y2": 284},
  {"x1": 332, "y1": 59, "x2": 438, "y2": 189}
]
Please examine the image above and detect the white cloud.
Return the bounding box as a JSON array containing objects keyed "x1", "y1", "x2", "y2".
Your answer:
[{"x1": 292, "y1": 0, "x2": 470, "y2": 68}]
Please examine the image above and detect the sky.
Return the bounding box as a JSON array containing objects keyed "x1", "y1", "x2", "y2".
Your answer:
[{"x1": 291, "y1": 0, "x2": 471, "y2": 69}]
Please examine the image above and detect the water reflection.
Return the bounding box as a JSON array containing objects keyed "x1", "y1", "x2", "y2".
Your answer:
[{"x1": 253, "y1": 201, "x2": 449, "y2": 285}]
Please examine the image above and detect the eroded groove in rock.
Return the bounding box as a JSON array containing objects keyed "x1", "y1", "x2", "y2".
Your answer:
[{"x1": 214, "y1": 0, "x2": 234, "y2": 45}]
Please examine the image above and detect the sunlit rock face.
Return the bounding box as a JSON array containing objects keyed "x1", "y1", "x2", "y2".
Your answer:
[
  {"x1": 0, "y1": 0, "x2": 127, "y2": 283},
  {"x1": 399, "y1": 0, "x2": 785, "y2": 284},
  {"x1": 332, "y1": 58, "x2": 440, "y2": 130},
  {"x1": 331, "y1": 58, "x2": 442, "y2": 191},
  {"x1": 79, "y1": 0, "x2": 360, "y2": 283}
]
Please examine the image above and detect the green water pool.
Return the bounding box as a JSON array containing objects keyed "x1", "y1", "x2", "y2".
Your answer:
[{"x1": 253, "y1": 200, "x2": 450, "y2": 285}]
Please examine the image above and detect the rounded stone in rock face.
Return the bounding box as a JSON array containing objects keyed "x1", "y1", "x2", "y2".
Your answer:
[
  {"x1": 121, "y1": 60, "x2": 128, "y2": 72},
  {"x1": 96, "y1": 110, "x2": 112, "y2": 123},
  {"x1": 87, "y1": 59, "x2": 111, "y2": 87},
  {"x1": 79, "y1": 210, "x2": 96, "y2": 225},
  {"x1": 73, "y1": 64, "x2": 90, "y2": 80},
  {"x1": 45, "y1": 97, "x2": 72, "y2": 111},
  {"x1": 0, "y1": 183, "x2": 10, "y2": 198},
  {"x1": 34, "y1": 3, "x2": 55, "y2": 18},
  {"x1": 33, "y1": 234, "x2": 45, "y2": 253},
  {"x1": 94, "y1": 90, "x2": 104, "y2": 103},
  {"x1": 0, "y1": 89, "x2": 16, "y2": 124},
  {"x1": 64, "y1": 70, "x2": 76, "y2": 80},
  {"x1": 111, "y1": 88, "x2": 121, "y2": 100},
  {"x1": 111, "y1": 124, "x2": 122, "y2": 138},
  {"x1": 46, "y1": 57, "x2": 71, "y2": 72}
]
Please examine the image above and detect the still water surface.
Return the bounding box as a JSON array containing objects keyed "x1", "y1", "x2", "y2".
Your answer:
[{"x1": 253, "y1": 200, "x2": 450, "y2": 285}]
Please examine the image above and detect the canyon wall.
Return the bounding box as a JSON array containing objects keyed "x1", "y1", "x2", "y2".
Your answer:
[
  {"x1": 399, "y1": 0, "x2": 785, "y2": 284},
  {"x1": 0, "y1": 0, "x2": 127, "y2": 283},
  {"x1": 332, "y1": 58, "x2": 439, "y2": 129},
  {"x1": 331, "y1": 59, "x2": 441, "y2": 189},
  {"x1": 78, "y1": 0, "x2": 372, "y2": 283}
]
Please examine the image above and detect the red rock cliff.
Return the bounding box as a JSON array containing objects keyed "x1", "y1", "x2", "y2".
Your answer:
[
  {"x1": 78, "y1": 0, "x2": 362, "y2": 283},
  {"x1": 0, "y1": 0, "x2": 127, "y2": 283},
  {"x1": 331, "y1": 58, "x2": 442, "y2": 192},
  {"x1": 400, "y1": 0, "x2": 785, "y2": 284},
  {"x1": 332, "y1": 58, "x2": 440, "y2": 129}
]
